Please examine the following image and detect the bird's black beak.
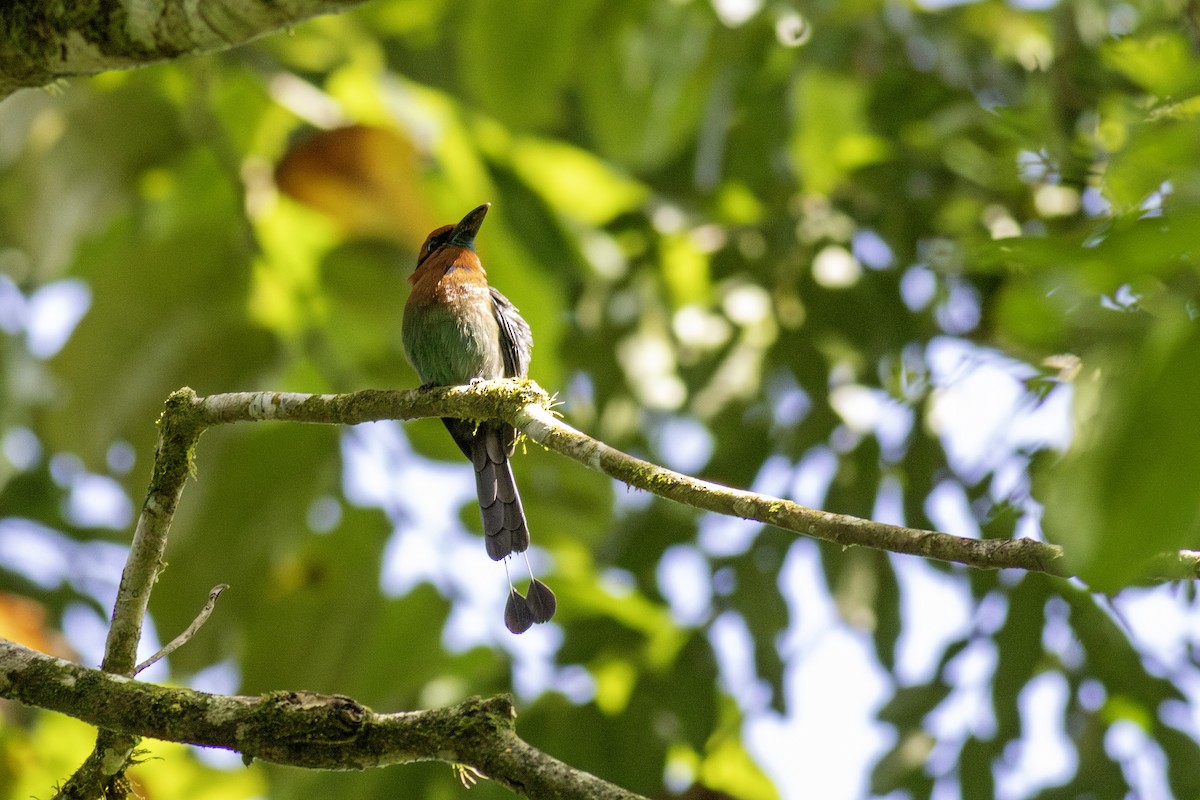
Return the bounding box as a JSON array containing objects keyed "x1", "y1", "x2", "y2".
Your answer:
[{"x1": 449, "y1": 203, "x2": 490, "y2": 249}]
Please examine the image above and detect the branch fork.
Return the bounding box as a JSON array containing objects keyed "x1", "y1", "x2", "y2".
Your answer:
[{"x1": 12, "y1": 379, "x2": 1199, "y2": 799}]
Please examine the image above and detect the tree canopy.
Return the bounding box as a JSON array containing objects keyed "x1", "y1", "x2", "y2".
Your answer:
[{"x1": 2, "y1": 0, "x2": 1200, "y2": 798}]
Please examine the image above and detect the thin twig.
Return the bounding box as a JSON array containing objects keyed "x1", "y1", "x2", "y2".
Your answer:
[{"x1": 134, "y1": 584, "x2": 229, "y2": 675}]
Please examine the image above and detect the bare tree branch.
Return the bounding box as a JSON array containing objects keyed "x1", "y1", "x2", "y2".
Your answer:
[
  {"x1": 0, "y1": 639, "x2": 646, "y2": 800},
  {"x1": 0, "y1": 0, "x2": 367, "y2": 100}
]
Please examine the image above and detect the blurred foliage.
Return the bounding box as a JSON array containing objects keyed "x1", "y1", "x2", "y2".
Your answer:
[{"x1": 2, "y1": 0, "x2": 1200, "y2": 798}]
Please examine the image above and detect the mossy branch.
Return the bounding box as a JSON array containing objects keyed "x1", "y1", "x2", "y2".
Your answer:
[
  {"x1": 191, "y1": 381, "x2": 1072, "y2": 573},
  {"x1": 185, "y1": 380, "x2": 1200, "y2": 580},
  {"x1": 43, "y1": 379, "x2": 1200, "y2": 798},
  {"x1": 0, "y1": 638, "x2": 644, "y2": 800},
  {"x1": 0, "y1": 0, "x2": 367, "y2": 100}
]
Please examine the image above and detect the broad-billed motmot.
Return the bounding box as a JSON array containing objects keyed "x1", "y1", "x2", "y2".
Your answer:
[{"x1": 402, "y1": 203, "x2": 556, "y2": 633}]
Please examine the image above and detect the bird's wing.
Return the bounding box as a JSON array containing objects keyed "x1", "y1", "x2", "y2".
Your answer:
[{"x1": 490, "y1": 287, "x2": 533, "y2": 378}]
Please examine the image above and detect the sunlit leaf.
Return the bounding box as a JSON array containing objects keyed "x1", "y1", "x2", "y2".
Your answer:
[
  {"x1": 790, "y1": 69, "x2": 892, "y2": 196},
  {"x1": 508, "y1": 138, "x2": 648, "y2": 225},
  {"x1": 1042, "y1": 315, "x2": 1200, "y2": 589},
  {"x1": 1103, "y1": 31, "x2": 1200, "y2": 99},
  {"x1": 276, "y1": 125, "x2": 437, "y2": 244},
  {"x1": 1104, "y1": 122, "x2": 1200, "y2": 210}
]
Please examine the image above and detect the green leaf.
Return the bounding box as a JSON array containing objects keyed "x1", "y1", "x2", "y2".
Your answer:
[
  {"x1": 959, "y1": 736, "x2": 996, "y2": 800},
  {"x1": 1158, "y1": 720, "x2": 1200, "y2": 799},
  {"x1": 458, "y1": 0, "x2": 606, "y2": 131},
  {"x1": 1061, "y1": 585, "x2": 1183, "y2": 706},
  {"x1": 508, "y1": 137, "x2": 649, "y2": 225},
  {"x1": 992, "y1": 576, "x2": 1048, "y2": 744},
  {"x1": 869, "y1": 729, "x2": 935, "y2": 796},
  {"x1": 790, "y1": 69, "x2": 892, "y2": 195},
  {"x1": 719, "y1": 531, "x2": 790, "y2": 711},
  {"x1": 876, "y1": 681, "x2": 952, "y2": 727},
  {"x1": 1104, "y1": 122, "x2": 1200, "y2": 210},
  {"x1": 699, "y1": 708, "x2": 780, "y2": 800},
  {"x1": 1103, "y1": 31, "x2": 1200, "y2": 99},
  {"x1": 1042, "y1": 314, "x2": 1200, "y2": 589},
  {"x1": 578, "y1": 3, "x2": 719, "y2": 171}
]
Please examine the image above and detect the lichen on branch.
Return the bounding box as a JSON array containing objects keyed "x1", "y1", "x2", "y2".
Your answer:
[{"x1": 0, "y1": 0, "x2": 368, "y2": 99}]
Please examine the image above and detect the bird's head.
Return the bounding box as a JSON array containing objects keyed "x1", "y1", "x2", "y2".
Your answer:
[{"x1": 416, "y1": 203, "x2": 490, "y2": 268}]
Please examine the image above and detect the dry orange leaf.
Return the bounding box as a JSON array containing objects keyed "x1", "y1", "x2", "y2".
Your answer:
[{"x1": 276, "y1": 124, "x2": 438, "y2": 246}]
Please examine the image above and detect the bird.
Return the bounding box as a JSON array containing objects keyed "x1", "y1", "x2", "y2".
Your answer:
[{"x1": 401, "y1": 203, "x2": 556, "y2": 633}]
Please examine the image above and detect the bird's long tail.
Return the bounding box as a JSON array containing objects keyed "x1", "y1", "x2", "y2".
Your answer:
[
  {"x1": 471, "y1": 425, "x2": 530, "y2": 560},
  {"x1": 443, "y1": 418, "x2": 556, "y2": 632}
]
